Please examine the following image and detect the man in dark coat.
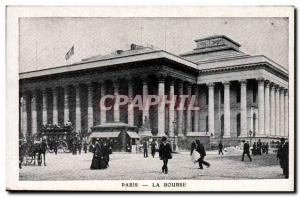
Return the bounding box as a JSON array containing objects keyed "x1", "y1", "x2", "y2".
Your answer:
[
  {"x1": 83, "y1": 141, "x2": 88, "y2": 153},
  {"x1": 143, "y1": 140, "x2": 148, "y2": 158},
  {"x1": 277, "y1": 138, "x2": 288, "y2": 178},
  {"x1": 151, "y1": 140, "x2": 157, "y2": 158},
  {"x1": 195, "y1": 140, "x2": 210, "y2": 169},
  {"x1": 218, "y1": 141, "x2": 224, "y2": 155},
  {"x1": 242, "y1": 141, "x2": 252, "y2": 162},
  {"x1": 159, "y1": 137, "x2": 172, "y2": 174},
  {"x1": 257, "y1": 139, "x2": 262, "y2": 155},
  {"x1": 282, "y1": 141, "x2": 289, "y2": 178}
]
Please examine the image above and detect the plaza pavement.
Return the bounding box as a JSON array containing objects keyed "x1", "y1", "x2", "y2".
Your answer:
[{"x1": 19, "y1": 151, "x2": 285, "y2": 181}]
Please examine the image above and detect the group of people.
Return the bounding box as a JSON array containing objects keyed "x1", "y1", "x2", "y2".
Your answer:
[
  {"x1": 90, "y1": 139, "x2": 112, "y2": 170},
  {"x1": 142, "y1": 139, "x2": 159, "y2": 158},
  {"x1": 252, "y1": 139, "x2": 269, "y2": 155}
]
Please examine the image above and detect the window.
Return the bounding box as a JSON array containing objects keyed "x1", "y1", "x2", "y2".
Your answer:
[
  {"x1": 206, "y1": 89, "x2": 209, "y2": 105},
  {"x1": 237, "y1": 113, "x2": 241, "y2": 137},
  {"x1": 221, "y1": 88, "x2": 224, "y2": 104},
  {"x1": 236, "y1": 86, "x2": 241, "y2": 103},
  {"x1": 253, "y1": 86, "x2": 257, "y2": 103}
]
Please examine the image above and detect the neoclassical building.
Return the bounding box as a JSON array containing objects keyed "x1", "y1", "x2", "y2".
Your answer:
[{"x1": 19, "y1": 35, "x2": 289, "y2": 147}]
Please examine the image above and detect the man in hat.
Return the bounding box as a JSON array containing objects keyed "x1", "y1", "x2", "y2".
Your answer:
[
  {"x1": 143, "y1": 140, "x2": 148, "y2": 158},
  {"x1": 241, "y1": 140, "x2": 252, "y2": 162},
  {"x1": 159, "y1": 136, "x2": 172, "y2": 174},
  {"x1": 277, "y1": 138, "x2": 288, "y2": 177}
]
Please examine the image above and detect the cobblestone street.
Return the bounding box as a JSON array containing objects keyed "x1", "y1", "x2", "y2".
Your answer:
[{"x1": 19, "y1": 151, "x2": 285, "y2": 181}]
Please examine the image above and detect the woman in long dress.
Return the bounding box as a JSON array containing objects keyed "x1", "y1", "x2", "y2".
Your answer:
[{"x1": 90, "y1": 140, "x2": 108, "y2": 170}]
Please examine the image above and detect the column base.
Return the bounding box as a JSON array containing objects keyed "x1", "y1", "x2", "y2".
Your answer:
[
  {"x1": 222, "y1": 134, "x2": 231, "y2": 138},
  {"x1": 254, "y1": 134, "x2": 267, "y2": 138},
  {"x1": 238, "y1": 134, "x2": 249, "y2": 138}
]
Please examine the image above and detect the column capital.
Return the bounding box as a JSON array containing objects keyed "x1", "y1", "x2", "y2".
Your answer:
[
  {"x1": 223, "y1": 81, "x2": 230, "y2": 86},
  {"x1": 207, "y1": 82, "x2": 215, "y2": 88},
  {"x1": 158, "y1": 74, "x2": 166, "y2": 83},
  {"x1": 284, "y1": 89, "x2": 289, "y2": 96},
  {"x1": 264, "y1": 80, "x2": 270, "y2": 87},
  {"x1": 169, "y1": 78, "x2": 175, "y2": 86},
  {"x1": 257, "y1": 77, "x2": 265, "y2": 85},
  {"x1": 274, "y1": 84, "x2": 280, "y2": 91},
  {"x1": 239, "y1": 79, "x2": 247, "y2": 84}
]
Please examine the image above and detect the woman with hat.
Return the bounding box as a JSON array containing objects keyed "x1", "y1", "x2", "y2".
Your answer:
[
  {"x1": 159, "y1": 136, "x2": 172, "y2": 174},
  {"x1": 90, "y1": 138, "x2": 108, "y2": 170}
]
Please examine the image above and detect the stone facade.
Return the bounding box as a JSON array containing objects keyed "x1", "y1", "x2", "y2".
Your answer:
[{"x1": 19, "y1": 35, "x2": 289, "y2": 148}]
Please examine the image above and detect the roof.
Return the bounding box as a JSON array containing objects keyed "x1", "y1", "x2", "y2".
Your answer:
[
  {"x1": 194, "y1": 35, "x2": 241, "y2": 47},
  {"x1": 92, "y1": 122, "x2": 137, "y2": 129},
  {"x1": 126, "y1": 132, "x2": 140, "y2": 139},
  {"x1": 19, "y1": 46, "x2": 198, "y2": 79},
  {"x1": 89, "y1": 131, "x2": 121, "y2": 138}
]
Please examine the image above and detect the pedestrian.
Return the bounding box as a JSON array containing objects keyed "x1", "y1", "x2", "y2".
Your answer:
[
  {"x1": 241, "y1": 140, "x2": 252, "y2": 162},
  {"x1": 90, "y1": 139, "x2": 108, "y2": 170},
  {"x1": 151, "y1": 139, "x2": 157, "y2": 158},
  {"x1": 72, "y1": 139, "x2": 77, "y2": 155},
  {"x1": 265, "y1": 142, "x2": 269, "y2": 154},
  {"x1": 277, "y1": 138, "x2": 288, "y2": 177},
  {"x1": 282, "y1": 141, "x2": 289, "y2": 178},
  {"x1": 190, "y1": 140, "x2": 196, "y2": 156},
  {"x1": 77, "y1": 139, "x2": 82, "y2": 155},
  {"x1": 54, "y1": 138, "x2": 58, "y2": 155},
  {"x1": 252, "y1": 142, "x2": 257, "y2": 155},
  {"x1": 143, "y1": 140, "x2": 148, "y2": 158},
  {"x1": 159, "y1": 136, "x2": 172, "y2": 174},
  {"x1": 257, "y1": 139, "x2": 262, "y2": 155},
  {"x1": 195, "y1": 140, "x2": 210, "y2": 169},
  {"x1": 218, "y1": 141, "x2": 224, "y2": 155},
  {"x1": 83, "y1": 141, "x2": 88, "y2": 153}
]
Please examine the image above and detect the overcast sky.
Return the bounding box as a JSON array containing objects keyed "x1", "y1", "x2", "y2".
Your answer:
[{"x1": 19, "y1": 17, "x2": 289, "y2": 73}]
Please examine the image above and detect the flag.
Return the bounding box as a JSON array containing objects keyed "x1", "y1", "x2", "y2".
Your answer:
[{"x1": 65, "y1": 45, "x2": 74, "y2": 60}]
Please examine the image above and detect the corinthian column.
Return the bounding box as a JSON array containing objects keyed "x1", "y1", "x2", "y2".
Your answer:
[
  {"x1": 264, "y1": 81, "x2": 270, "y2": 136},
  {"x1": 280, "y1": 88, "x2": 285, "y2": 137},
  {"x1": 100, "y1": 83, "x2": 106, "y2": 124},
  {"x1": 177, "y1": 82, "x2": 184, "y2": 136},
  {"x1": 142, "y1": 79, "x2": 149, "y2": 124},
  {"x1": 64, "y1": 86, "x2": 69, "y2": 124},
  {"x1": 157, "y1": 76, "x2": 165, "y2": 136},
  {"x1": 42, "y1": 89, "x2": 47, "y2": 125},
  {"x1": 284, "y1": 90, "x2": 289, "y2": 137},
  {"x1": 275, "y1": 85, "x2": 280, "y2": 136},
  {"x1": 240, "y1": 80, "x2": 247, "y2": 137},
  {"x1": 52, "y1": 88, "x2": 58, "y2": 125},
  {"x1": 193, "y1": 85, "x2": 199, "y2": 133},
  {"x1": 208, "y1": 83, "x2": 215, "y2": 137},
  {"x1": 21, "y1": 94, "x2": 28, "y2": 137},
  {"x1": 128, "y1": 80, "x2": 134, "y2": 126},
  {"x1": 270, "y1": 84, "x2": 275, "y2": 136},
  {"x1": 75, "y1": 84, "x2": 81, "y2": 133},
  {"x1": 168, "y1": 79, "x2": 175, "y2": 137},
  {"x1": 87, "y1": 83, "x2": 94, "y2": 130},
  {"x1": 31, "y1": 90, "x2": 37, "y2": 134},
  {"x1": 186, "y1": 83, "x2": 192, "y2": 134},
  {"x1": 257, "y1": 79, "x2": 265, "y2": 136},
  {"x1": 223, "y1": 81, "x2": 231, "y2": 138},
  {"x1": 113, "y1": 81, "x2": 120, "y2": 122}
]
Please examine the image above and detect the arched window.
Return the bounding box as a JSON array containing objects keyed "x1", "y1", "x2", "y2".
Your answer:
[
  {"x1": 221, "y1": 115, "x2": 224, "y2": 137},
  {"x1": 237, "y1": 113, "x2": 241, "y2": 137}
]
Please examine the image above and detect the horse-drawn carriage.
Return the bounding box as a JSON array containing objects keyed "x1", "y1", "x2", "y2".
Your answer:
[
  {"x1": 40, "y1": 124, "x2": 76, "y2": 153},
  {"x1": 19, "y1": 124, "x2": 77, "y2": 167}
]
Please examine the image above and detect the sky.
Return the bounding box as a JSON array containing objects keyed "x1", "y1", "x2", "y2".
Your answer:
[{"x1": 19, "y1": 17, "x2": 289, "y2": 73}]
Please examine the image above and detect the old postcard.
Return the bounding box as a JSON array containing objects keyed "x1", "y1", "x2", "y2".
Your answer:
[{"x1": 6, "y1": 6, "x2": 294, "y2": 192}]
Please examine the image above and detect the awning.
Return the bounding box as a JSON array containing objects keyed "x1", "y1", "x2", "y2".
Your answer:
[
  {"x1": 89, "y1": 132, "x2": 120, "y2": 138},
  {"x1": 127, "y1": 131, "x2": 140, "y2": 139}
]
